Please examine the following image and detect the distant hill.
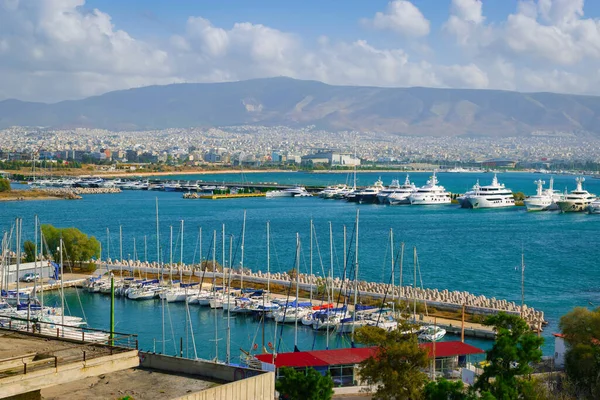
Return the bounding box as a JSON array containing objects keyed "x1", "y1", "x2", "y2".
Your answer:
[{"x1": 2, "y1": 77, "x2": 600, "y2": 136}]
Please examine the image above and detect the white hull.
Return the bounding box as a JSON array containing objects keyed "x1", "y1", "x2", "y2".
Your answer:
[
  {"x1": 524, "y1": 198, "x2": 558, "y2": 212},
  {"x1": 409, "y1": 196, "x2": 451, "y2": 205},
  {"x1": 466, "y1": 196, "x2": 514, "y2": 209},
  {"x1": 557, "y1": 200, "x2": 593, "y2": 213}
]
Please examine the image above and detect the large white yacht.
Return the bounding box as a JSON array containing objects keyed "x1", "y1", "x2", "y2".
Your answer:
[
  {"x1": 463, "y1": 174, "x2": 515, "y2": 209},
  {"x1": 354, "y1": 178, "x2": 385, "y2": 204},
  {"x1": 557, "y1": 177, "x2": 596, "y2": 213},
  {"x1": 266, "y1": 186, "x2": 312, "y2": 198},
  {"x1": 408, "y1": 172, "x2": 451, "y2": 205},
  {"x1": 376, "y1": 179, "x2": 401, "y2": 204},
  {"x1": 386, "y1": 175, "x2": 417, "y2": 205},
  {"x1": 524, "y1": 177, "x2": 562, "y2": 212},
  {"x1": 319, "y1": 184, "x2": 348, "y2": 199}
]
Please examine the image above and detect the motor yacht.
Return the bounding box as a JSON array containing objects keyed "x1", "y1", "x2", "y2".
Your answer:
[
  {"x1": 557, "y1": 177, "x2": 596, "y2": 213},
  {"x1": 408, "y1": 172, "x2": 451, "y2": 205},
  {"x1": 418, "y1": 325, "x2": 446, "y2": 341},
  {"x1": 266, "y1": 186, "x2": 312, "y2": 198},
  {"x1": 376, "y1": 179, "x2": 401, "y2": 204},
  {"x1": 319, "y1": 184, "x2": 348, "y2": 199},
  {"x1": 387, "y1": 175, "x2": 417, "y2": 205},
  {"x1": 524, "y1": 177, "x2": 562, "y2": 211},
  {"x1": 587, "y1": 199, "x2": 600, "y2": 214},
  {"x1": 463, "y1": 174, "x2": 515, "y2": 209},
  {"x1": 354, "y1": 178, "x2": 385, "y2": 204}
]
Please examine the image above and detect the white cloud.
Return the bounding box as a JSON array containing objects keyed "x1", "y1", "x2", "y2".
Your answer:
[
  {"x1": 363, "y1": 0, "x2": 430, "y2": 37},
  {"x1": 2, "y1": 0, "x2": 600, "y2": 102}
]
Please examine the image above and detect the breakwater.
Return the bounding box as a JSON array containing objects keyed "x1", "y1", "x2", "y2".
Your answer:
[
  {"x1": 98, "y1": 259, "x2": 546, "y2": 329},
  {"x1": 40, "y1": 187, "x2": 121, "y2": 197},
  {"x1": 183, "y1": 192, "x2": 266, "y2": 199}
]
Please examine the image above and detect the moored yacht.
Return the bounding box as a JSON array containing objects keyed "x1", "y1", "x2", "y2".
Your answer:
[
  {"x1": 587, "y1": 198, "x2": 600, "y2": 214},
  {"x1": 524, "y1": 177, "x2": 562, "y2": 212},
  {"x1": 387, "y1": 175, "x2": 417, "y2": 205},
  {"x1": 266, "y1": 186, "x2": 311, "y2": 198},
  {"x1": 319, "y1": 184, "x2": 348, "y2": 199},
  {"x1": 376, "y1": 179, "x2": 401, "y2": 204},
  {"x1": 557, "y1": 177, "x2": 596, "y2": 213},
  {"x1": 408, "y1": 172, "x2": 451, "y2": 205},
  {"x1": 463, "y1": 174, "x2": 514, "y2": 209},
  {"x1": 354, "y1": 178, "x2": 385, "y2": 204}
]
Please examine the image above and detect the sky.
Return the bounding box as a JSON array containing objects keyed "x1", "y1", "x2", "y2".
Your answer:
[{"x1": 1, "y1": 0, "x2": 600, "y2": 102}]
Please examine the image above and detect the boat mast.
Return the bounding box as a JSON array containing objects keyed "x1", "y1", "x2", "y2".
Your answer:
[
  {"x1": 309, "y1": 219, "x2": 313, "y2": 303},
  {"x1": 240, "y1": 210, "x2": 246, "y2": 290},
  {"x1": 413, "y1": 247, "x2": 417, "y2": 321},
  {"x1": 264, "y1": 222, "x2": 269, "y2": 353},
  {"x1": 399, "y1": 242, "x2": 405, "y2": 313},
  {"x1": 343, "y1": 225, "x2": 347, "y2": 288},
  {"x1": 34, "y1": 216, "x2": 38, "y2": 302},
  {"x1": 39, "y1": 223, "x2": 44, "y2": 310},
  {"x1": 351, "y1": 210, "x2": 360, "y2": 345},
  {"x1": 16, "y1": 218, "x2": 21, "y2": 306},
  {"x1": 521, "y1": 246, "x2": 525, "y2": 318},
  {"x1": 222, "y1": 223, "x2": 225, "y2": 282},
  {"x1": 390, "y1": 228, "x2": 394, "y2": 309},
  {"x1": 144, "y1": 235, "x2": 147, "y2": 263},
  {"x1": 169, "y1": 226, "x2": 173, "y2": 282},
  {"x1": 294, "y1": 232, "x2": 300, "y2": 352},
  {"x1": 213, "y1": 230, "x2": 218, "y2": 361},
  {"x1": 226, "y1": 234, "x2": 232, "y2": 364},
  {"x1": 156, "y1": 198, "x2": 165, "y2": 354},
  {"x1": 60, "y1": 236, "x2": 64, "y2": 330},
  {"x1": 180, "y1": 220, "x2": 184, "y2": 283},
  {"x1": 328, "y1": 221, "x2": 333, "y2": 349},
  {"x1": 119, "y1": 225, "x2": 123, "y2": 277}
]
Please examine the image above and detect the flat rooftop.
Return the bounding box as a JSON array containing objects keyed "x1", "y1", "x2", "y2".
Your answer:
[{"x1": 41, "y1": 367, "x2": 222, "y2": 400}]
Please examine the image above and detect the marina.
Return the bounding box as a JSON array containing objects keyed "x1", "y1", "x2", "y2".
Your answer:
[{"x1": 3, "y1": 171, "x2": 600, "y2": 358}]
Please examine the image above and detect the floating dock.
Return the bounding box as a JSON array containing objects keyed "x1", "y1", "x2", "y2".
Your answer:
[{"x1": 183, "y1": 193, "x2": 266, "y2": 200}]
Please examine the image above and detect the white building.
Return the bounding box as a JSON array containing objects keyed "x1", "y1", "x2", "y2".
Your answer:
[
  {"x1": 301, "y1": 151, "x2": 361, "y2": 166},
  {"x1": 3, "y1": 261, "x2": 56, "y2": 283}
]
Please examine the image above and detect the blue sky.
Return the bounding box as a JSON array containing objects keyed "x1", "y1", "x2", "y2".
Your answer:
[{"x1": 1, "y1": 0, "x2": 600, "y2": 101}]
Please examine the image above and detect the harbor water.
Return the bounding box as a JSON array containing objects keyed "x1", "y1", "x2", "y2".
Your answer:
[{"x1": 4, "y1": 171, "x2": 600, "y2": 356}]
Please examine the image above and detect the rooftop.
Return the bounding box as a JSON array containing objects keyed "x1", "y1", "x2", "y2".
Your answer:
[{"x1": 254, "y1": 341, "x2": 484, "y2": 369}]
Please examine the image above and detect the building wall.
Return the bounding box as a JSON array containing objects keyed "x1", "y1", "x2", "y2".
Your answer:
[
  {"x1": 140, "y1": 353, "x2": 274, "y2": 400},
  {"x1": 554, "y1": 336, "x2": 566, "y2": 369},
  {"x1": 171, "y1": 373, "x2": 275, "y2": 400}
]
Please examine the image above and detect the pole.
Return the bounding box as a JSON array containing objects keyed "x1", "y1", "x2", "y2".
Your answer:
[
  {"x1": 181, "y1": 220, "x2": 184, "y2": 282},
  {"x1": 413, "y1": 247, "x2": 417, "y2": 321},
  {"x1": 226, "y1": 235, "x2": 232, "y2": 364},
  {"x1": 399, "y1": 242, "x2": 404, "y2": 307},
  {"x1": 213, "y1": 230, "x2": 218, "y2": 361},
  {"x1": 34, "y1": 216, "x2": 38, "y2": 300},
  {"x1": 156, "y1": 198, "x2": 165, "y2": 354},
  {"x1": 110, "y1": 273, "x2": 115, "y2": 345},
  {"x1": 309, "y1": 219, "x2": 313, "y2": 302},
  {"x1": 119, "y1": 225, "x2": 123, "y2": 278},
  {"x1": 461, "y1": 303, "x2": 465, "y2": 343},
  {"x1": 521, "y1": 248, "x2": 525, "y2": 318},
  {"x1": 240, "y1": 210, "x2": 246, "y2": 290},
  {"x1": 328, "y1": 221, "x2": 333, "y2": 349},
  {"x1": 40, "y1": 222, "x2": 44, "y2": 310},
  {"x1": 60, "y1": 237, "x2": 64, "y2": 331},
  {"x1": 222, "y1": 223, "x2": 225, "y2": 276},
  {"x1": 431, "y1": 317, "x2": 437, "y2": 380},
  {"x1": 16, "y1": 218, "x2": 20, "y2": 305},
  {"x1": 267, "y1": 221, "x2": 270, "y2": 294},
  {"x1": 170, "y1": 226, "x2": 173, "y2": 282},
  {"x1": 390, "y1": 228, "x2": 394, "y2": 308},
  {"x1": 144, "y1": 235, "x2": 147, "y2": 263},
  {"x1": 351, "y1": 210, "x2": 360, "y2": 345},
  {"x1": 294, "y1": 233, "x2": 300, "y2": 352},
  {"x1": 343, "y1": 225, "x2": 347, "y2": 287}
]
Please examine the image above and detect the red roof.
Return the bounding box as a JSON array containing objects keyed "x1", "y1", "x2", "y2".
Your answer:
[
  {"x1": 254, "y1": 341, "x2": 484, "y2": 368},
  {"x1": 420, "y1": 341, "x2": 485, "y2": 358}
]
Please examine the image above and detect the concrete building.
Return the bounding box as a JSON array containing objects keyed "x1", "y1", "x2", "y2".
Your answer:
[
  {"x1": 3, "y1": 261, "x2": 56, "y2": 284},
  {"x1": 301, "y1": 151, "x2": 361, "y2": 166}
]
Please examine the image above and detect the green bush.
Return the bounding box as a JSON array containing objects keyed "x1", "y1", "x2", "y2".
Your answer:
[{"x1": 0, "y1": 178, "x2": 11, "y2": 192}]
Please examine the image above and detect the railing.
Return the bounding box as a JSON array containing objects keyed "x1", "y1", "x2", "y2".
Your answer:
[
  {"x1": 0, "y1": 315, "x2": 138, "y2": 379},
  {"x1": 0, "y1": 315, "x2": 138, "y2": 349}
]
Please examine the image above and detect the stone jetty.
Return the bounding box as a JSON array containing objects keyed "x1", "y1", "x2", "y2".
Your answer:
[
  {"x1": 99, "y1": 259, "x2": 546, "y2": 329},
  {"x1": 41, "y1": 187, "x2": 121, "y2": 196}
]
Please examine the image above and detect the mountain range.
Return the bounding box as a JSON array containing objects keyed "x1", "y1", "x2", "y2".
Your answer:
[{"x1": 2, "y1": 77, "x2": 600, "y2": 137}]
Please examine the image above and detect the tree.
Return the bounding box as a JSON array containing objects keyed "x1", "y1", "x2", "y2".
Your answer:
[
  {"x1": 23, "y1": 240, "x2": 36, "y2": 262},
  {"x1": 0, "y1": 177, "x2": 10, "y2": 192},
  {"x1": 559, "y1": 307, "x2": 600, "y2": 398},
  {"x1": 356, "y1": 324, "x2": 429, "y2": 400},
  {"x1": 424, "y1": 378, "x2": 468, "y2": 400},
  {"x1": 41, "y1": 224, "x2": 100, "y2": 269},
  {"x1": 475, "y1": 312, "x2": 544, "y2": 400},
  {"x1": 275, "y1": 367, "x2": 334, "y2": 400}
]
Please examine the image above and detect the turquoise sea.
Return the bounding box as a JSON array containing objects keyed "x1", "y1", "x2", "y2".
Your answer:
[{"x1": 4, "y1": 171, "x2": 600, "y2": 358}]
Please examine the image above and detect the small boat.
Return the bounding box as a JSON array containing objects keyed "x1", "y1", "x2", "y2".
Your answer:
[
  {"x1": 588, "y1": 199, "x2": 600, "y2": 214},
  {"x1": 418, "y1": 325, "x2": 446, "y2": 341}
]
